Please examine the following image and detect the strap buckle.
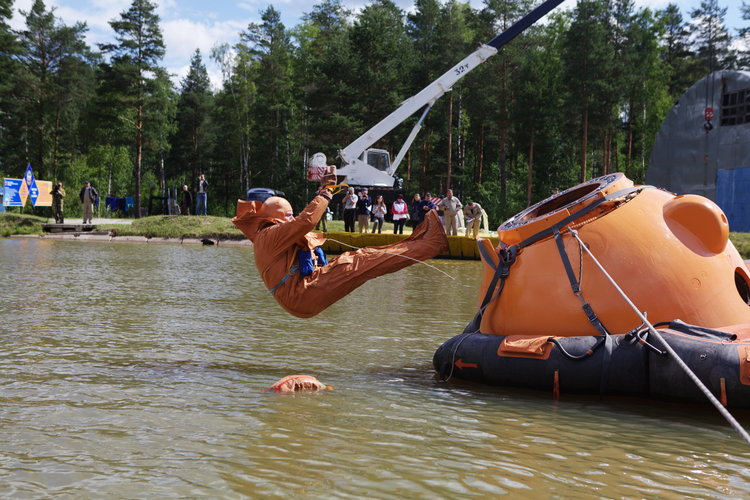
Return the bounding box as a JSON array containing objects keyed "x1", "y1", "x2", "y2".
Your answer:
[{"x1": 268, "y1": 264, "x2": 299, "y2": 295}]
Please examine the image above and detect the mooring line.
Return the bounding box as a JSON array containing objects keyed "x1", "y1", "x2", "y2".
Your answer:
[
  {"x1": 569, "y1": 228, "x2": 750, "y2": 445},
  {"x1": 325, "y1": 237, "x2": 470, "y2": 286}
]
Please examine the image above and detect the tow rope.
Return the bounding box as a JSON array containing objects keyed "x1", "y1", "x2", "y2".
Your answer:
[
  {"x1": 569, "y1": 228, "x2": 750, "y2": 444},
  {"x1": 325, "y1": 237, "x2": 470, "y2": 284}
]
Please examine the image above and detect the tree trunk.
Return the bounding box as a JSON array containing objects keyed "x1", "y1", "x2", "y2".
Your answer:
[
  {"x1": 406, "y1": 150, "x2": 411, "y2": 181},
  {"x1": 447, "y1": 92, "x2": 453, "y2": 190},
  {"x1": 603, "y1": 130, "x2": 610, "y2": 175},
  {"x1": 135, "y1": 104, "x2": 143, "y2": 219},
  {"x1": 580, "y1": 107, "x2": 588, "y2": 183},
  {"x1": 52, "y1": 106, "x2": 62, "y2": 181},
  {"x1": 458, "y1": 93, "x2": 465, "y2": 180},
  {"x1": 614, "y1": 137, "x2": 619, "y2": 173},
  {"x1": 527, "y1": 130, "x2": 534, "y2": 207},
  {"x1": 477, "y1": 123, "x2": 484, "y2": 184},
  {"x1": 421, "y1": 135, "x2": 429, "y2": 193},
  {"x1": 626, "y1": 117, "x2": 634, "y2": 178},
  {"x1": 192, "y1": 123, "x2": 199, "y2": 183},
  {"x1": 499, "y1": 59, "x2": 508, "y2": 204}
]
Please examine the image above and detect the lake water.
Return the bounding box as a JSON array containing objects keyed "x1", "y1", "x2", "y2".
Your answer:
[{"x1": 2, "y1": 238, "x2": 749, "y2": 498}]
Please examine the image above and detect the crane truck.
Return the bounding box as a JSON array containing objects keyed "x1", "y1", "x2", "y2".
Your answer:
[{"x1": 328, "y1": 0, "x2": 565, "y2": 196}]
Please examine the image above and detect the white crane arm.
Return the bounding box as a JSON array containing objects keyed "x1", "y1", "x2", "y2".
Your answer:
[{"x1": 338, "y1": 44, "x2": 497, "y2": 166}]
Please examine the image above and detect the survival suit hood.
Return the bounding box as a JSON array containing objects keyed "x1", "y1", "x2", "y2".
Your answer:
[{"x1": 232, "y1": 199, "x2": 288, "y2": 242}]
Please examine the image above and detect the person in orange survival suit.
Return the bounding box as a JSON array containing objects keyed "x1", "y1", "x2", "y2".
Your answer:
[{"x1": 232, "y1": 165, "x2": 448, "y2": 318}]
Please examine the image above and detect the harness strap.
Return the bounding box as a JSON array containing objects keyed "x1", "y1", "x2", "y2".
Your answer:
[
  {"x1": 553, "y1": 228, "x2": 580, "y2": 294},
  {"x1": 464, "y1": 186, "x2": 642, "y2": 335},
  {"x1": 464, "y1": 245, "x2": 517, "y2": 333},
  {"x1": 553, "y1": 227, "x2": 612, "y2": 338},
  {"x1": 269, "y1": 265, "x2": 299, "y2": 295},
  {"x1": 553, "y1": 226, "x2": 613, "y2": 396}
]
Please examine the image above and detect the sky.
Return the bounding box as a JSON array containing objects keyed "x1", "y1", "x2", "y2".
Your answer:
[{"x1": 8, "y1": 0, "x2": 749, "y2": 90}]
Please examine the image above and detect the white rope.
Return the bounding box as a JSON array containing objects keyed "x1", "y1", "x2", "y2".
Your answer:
[
  {"x1": 569, "y1": 228, "x2": 750, "y2": 444},
  {"x1": 325, "y1": 237, "x2": 470, "y2": 286}
]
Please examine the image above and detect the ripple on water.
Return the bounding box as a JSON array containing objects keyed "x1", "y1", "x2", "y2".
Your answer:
[{"x1": 2, "y1": 239, "x2": 750, "y2": 498}]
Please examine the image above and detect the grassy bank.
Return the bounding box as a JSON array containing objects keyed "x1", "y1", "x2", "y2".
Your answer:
[
  {"x1": 0, "y1": 213, "x2": 47, "y2": 236},
  {"x1": 0, "y1": 213, "x2": 248, "y2": 240},
  {"x1": 98, "y1": 215, "x2": 245, "y2": 240},
  {"x1": 730, "y1": 232, "x2": 750, "y2": 259}
]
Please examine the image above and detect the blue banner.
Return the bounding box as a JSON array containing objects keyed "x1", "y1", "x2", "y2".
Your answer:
[
  {"x1": 3, "y1": 178, "x2": 23, "y2": 206},
  {"x1": 717, "y1": 168, "x2": 750, "y2": 232},
  {"x1": 24, "y1": 164, "x2": 39, "y2": 206}
]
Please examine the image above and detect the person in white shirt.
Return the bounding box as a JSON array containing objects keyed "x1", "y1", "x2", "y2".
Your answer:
[
  {"x1": 342, "y1": 187, "x2": 358, "y2": 232},
  {"x1": 391, "y1": 194, "x2": 408, "y2": 234}
]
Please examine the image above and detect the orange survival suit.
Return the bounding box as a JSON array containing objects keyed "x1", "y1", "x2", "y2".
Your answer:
[{"x1": 232, "y1": 190, "x2": 448, "y2": 318}]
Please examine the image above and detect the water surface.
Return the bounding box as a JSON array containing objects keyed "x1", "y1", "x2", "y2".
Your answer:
[{"x1": 1, "y1": 238, "x2": 749, "y2": 498}]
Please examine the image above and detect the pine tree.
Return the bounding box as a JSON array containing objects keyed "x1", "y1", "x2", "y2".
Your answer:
[
  {"x1": 210, "y1": 42, "x2": 257, "y2": 198},
  {"x1": 434, "y1": 0, "x2": 474, "y2": 191},
  {"x1": 690, "y1": 0, "x2": 733, "y2": 73},
  {"x1": 15, "y1": 0, "x2": 93, "y2": 181},
  {"x1": 143, "y1": 66, "x2": 177, "y2": 205},
  {"x1": 0, "y1": 0, "x2": 23, "y2": 175},
  {"x1": 294, "y1": 0, "x2": 356, "y2": 155},
  {"x1": 406, "y1": 0, "x2": 442, "y2": 190},
  {"x1": 346, "y1": 0, "x2": 414, "y2": 154},
  {"x1": 170, "y1": 50, "x2": 213, "y2": 188},
  {"x1": 242, "y1": 6, "x2": 295, "y2": 190},
  {"x1": 737, "y1": 1, "x2": 750, "y2": 69},
  {"x1": 562, "y1": 0, "x2": 615, "y2": 183},
  {"x1": 481, "y1": 0, "x2": 530, "y2": 207},
  {"x1": 511, "y1": 23, "x2": 566, "y2": 206},
  {"x1": 659, "y1": 3, "x2": 697, "y2": 100},
  {"x1": 616, "y1": 6, "x2": 669, "y2": 181},
  {"x1": 100, "y1": 0, "x2": 165, "y2": 218}
]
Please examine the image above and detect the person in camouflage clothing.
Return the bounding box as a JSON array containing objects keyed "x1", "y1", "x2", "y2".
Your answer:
[{"x1": 51, "y1": 182, "x2": 65, "y2": 223}]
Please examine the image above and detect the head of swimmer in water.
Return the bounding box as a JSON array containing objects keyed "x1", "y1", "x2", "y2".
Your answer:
[{"x1": 261, "y1": 196, "x2": 294, "y2": 222}]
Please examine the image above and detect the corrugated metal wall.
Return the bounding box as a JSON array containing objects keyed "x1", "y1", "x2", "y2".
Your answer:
[{"x1": 647, "y1": 71, "x2": 750, "y2": 232}]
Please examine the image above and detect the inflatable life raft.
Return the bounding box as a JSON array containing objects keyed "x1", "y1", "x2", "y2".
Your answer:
[{"x1": 433, "y1": 173, "x2": 750, "y2": 408}]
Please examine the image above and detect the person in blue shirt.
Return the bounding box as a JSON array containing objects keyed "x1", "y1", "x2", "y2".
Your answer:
[
  {"x1": 195, "y1": 174, "x2": 208, "y2": 215},
  {"x1": 414, "y1": 192, "x2": 436, "y2": 228}
]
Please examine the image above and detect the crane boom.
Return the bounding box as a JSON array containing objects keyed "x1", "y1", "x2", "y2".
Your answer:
[{"x1": 336, "y1": 0, "x2": 565, "y2": 187}]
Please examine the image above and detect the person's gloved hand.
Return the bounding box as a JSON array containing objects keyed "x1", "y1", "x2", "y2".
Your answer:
[{"x1": 319, "y1": 166, "x2": 337, "y2": 190}]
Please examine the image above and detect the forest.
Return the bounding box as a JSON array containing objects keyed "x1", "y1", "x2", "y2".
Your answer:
[{"x1": 0, "y1": 0, "x2": 747, "y2": 223}]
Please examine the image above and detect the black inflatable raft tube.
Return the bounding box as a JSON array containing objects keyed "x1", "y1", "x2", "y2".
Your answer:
[{"x1": 433, "y1": 321, "x2": 750, "y2": 408}]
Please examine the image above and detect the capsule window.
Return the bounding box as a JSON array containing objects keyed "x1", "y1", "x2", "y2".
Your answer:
[{"x1": 735, "y1": 269, "x2": 750, "y2": 305}]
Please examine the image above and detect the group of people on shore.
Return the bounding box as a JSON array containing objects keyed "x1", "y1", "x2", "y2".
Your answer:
[
  {"x1": 340, "y1": 187, "x2": 484, "y2": 238},
  {"x1": 49, "y1": 173, "x2": 209, "y2": 224}
]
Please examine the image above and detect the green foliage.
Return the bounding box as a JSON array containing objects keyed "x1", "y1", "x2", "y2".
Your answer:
[
  {"x1": 730, "y1": 232, "x2": 750, "y2": 260},
  {"x1": 1, "y1": 0, "x2": 745, "y2": 227},
  {"x1": 169, "y1": 50, "x2": 213, "y2": 184}
]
